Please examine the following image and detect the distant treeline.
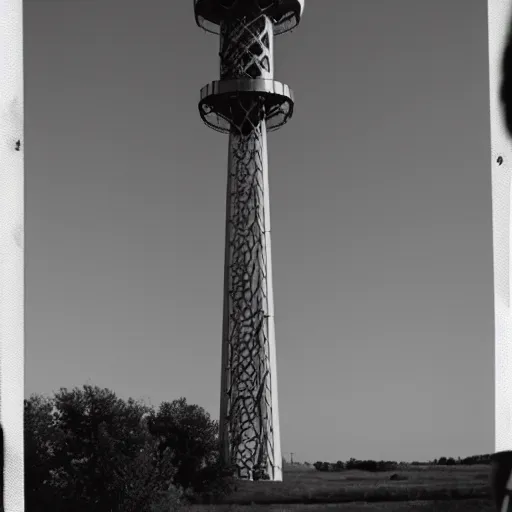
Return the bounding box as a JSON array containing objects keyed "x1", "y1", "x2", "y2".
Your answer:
[{"x1": 311, "y1": 454, "x2": 492, "y2": 472}]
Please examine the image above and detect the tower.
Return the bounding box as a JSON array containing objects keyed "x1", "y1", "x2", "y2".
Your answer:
[{"x1": 193, "y1": 0, "x2": 304, "y2": 481}]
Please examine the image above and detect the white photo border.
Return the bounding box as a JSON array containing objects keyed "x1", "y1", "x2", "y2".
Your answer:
[
  {"x1": 489, "y1": 0, "x2": 512, "y2": 455},
  {"x1": 0, "y1": 0, "x2": 24, "y2": 510},
  {"x1": 0, "y1": 0, "x2": 507, "y2": 510}
]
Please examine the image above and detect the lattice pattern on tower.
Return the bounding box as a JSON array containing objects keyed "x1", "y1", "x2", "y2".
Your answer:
[
  {"x1": 224, "y1": 123, "x2": 275, "y2": 480},
  {"x1": 220, "y1": 14, "x2": 272, "y2": 80}
]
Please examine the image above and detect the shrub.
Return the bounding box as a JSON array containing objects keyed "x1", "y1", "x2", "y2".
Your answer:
[
  {"x1": 313, "y1": 461, "x2": 324, "y2": 471},
  {"x1": 334, "y1": 461, "x2": 344, "y2": 471},
  {"x1": 149, "y1": 485, "x2": 186, "y2": 512},
  {"x1": 189, "y1": 462, "x2": 238, "y2": 504}
]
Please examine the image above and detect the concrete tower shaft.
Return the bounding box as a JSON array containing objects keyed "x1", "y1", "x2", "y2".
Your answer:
[{"x1": 194, "y1": 0, "x2": 304, "y2": 482}]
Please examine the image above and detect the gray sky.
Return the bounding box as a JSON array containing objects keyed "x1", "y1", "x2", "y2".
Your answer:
[{"x1": 25, "y1": 0, "x2": 494, "y2": 463}]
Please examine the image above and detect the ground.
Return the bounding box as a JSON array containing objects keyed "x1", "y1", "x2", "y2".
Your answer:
[
  {"x1": 188, "y1": 463, "x2": 494, "y2": 512},
  {"x1": 188, "y1": 501, "x2": 493, "y2": 512}
]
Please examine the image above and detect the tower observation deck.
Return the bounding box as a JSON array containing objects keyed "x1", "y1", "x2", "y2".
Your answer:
[{"x1": 194, "y1": 0, "x2": 304, "y2": 481}]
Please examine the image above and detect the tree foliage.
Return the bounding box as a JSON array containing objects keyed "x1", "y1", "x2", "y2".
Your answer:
[
  {"x1": 24, "y1": 385, "x2": 227, "y2": 511},
  {"x1": 25, "y1": 393, "x2": 63, "y2": 511},
  {"x1": 146, "y1": 397, "x2": 220, "y2": 493}
]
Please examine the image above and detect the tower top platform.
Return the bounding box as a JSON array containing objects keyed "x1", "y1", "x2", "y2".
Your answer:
[{"x1": 194, "y1": 0, "x2": 304, "y2": 36}]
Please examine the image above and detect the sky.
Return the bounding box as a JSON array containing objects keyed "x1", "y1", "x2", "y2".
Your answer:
[{"x1": 24, "y1": 0, "x2": 494, "y2": 464}]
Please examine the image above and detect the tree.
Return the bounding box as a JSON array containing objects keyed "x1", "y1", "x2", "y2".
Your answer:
[
  {"x1": 38, "y1": 385, "x2": 175, "y2": 512},
  {"x1": 346, "y1": 458, "x2": 357, "y2": 470},
  {"x1": 95, "y1": 415, "x2": 176, "y2": 512},
  {"x1": 147, "y1": 397, "x2": 219, "y2": 493},
  {"x1": 24, "y1": 386, "x2": 231, "y2": 509},
  {"x1": 24, "y1": 394, "x2": 64, "y2": 511}
]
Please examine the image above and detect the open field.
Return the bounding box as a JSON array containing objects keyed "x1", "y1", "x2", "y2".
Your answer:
[
  {"x1": 202, "y1": 464, "x2": 492, "y2": 508},
  {"x1": 188, "y1": 500, "x2": 494, "y2": 512}
]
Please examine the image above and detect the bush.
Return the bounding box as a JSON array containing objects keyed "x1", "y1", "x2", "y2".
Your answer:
[
  {"x1": 312, "y1": 459, "x2": 399, "y2": 473},
  {"x1": 149, "y1": 485, "x2": 186, "y2": 512},
  {"x1": 189, "y1": 462, "x2": 238, "y2": 504},
  {"x1": 313, "y1": 461, "x2": 324, "y2": 471},
  {"x1": 334, "y1": 461, "x2": 345, "y2": 471}
]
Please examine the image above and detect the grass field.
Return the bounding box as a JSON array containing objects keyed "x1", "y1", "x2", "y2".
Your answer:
[
  {"x1": 191, "y1": 463, "x2": 494, "y2": 511},
  {"x1": 188, "y1": 500, "x2": 494, "y2": 512}
]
